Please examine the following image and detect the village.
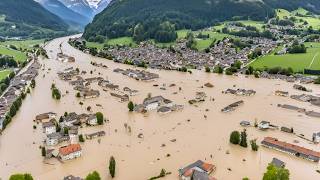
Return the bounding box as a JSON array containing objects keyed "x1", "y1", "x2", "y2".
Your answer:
[{"x1": 0, "y1": 36, "x2": 320, "y2": 180}]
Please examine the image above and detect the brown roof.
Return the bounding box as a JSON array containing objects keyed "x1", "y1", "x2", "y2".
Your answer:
[
  {"x1": 59, "y1": 144, "x2": 81, "y2": 156},
  {"x1": 262, "y1": 137, "x2": 320, "y2": 158}
]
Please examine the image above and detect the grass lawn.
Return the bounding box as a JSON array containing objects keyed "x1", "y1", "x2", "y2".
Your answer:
[
  {"x1": 0, "y1": 39, "x2": 44, "y2": 50},
  {"x1": 86, "y1": 37, "x2": 137, "y2": 49},
  {"x1": 177, "y1": 29, "x2": 190, "y2": 39},
  {"x1": 251, "y1": 42, "x2": 320, "y2": 72},
  {"x1": 195, "y1": 32, "x2": 233, "y2": 51},
  {"x1": 106, "y1": 37, "x2": 136, "y2": 46},
  {"x1": 0, "y1": 46, "x2": 27, "y2": 62},
  {"x1": 0, "y1": 70, "x2": 12, "y2": 81}
]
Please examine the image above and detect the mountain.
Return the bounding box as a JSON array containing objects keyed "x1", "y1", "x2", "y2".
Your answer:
[
  {"x1": 0, "y1": 0, "x2": 69, "y2": 38},
  {"x1": 58, "y1": 0, "x2": 94, "y2": 19},
  {"x1": 83, "y1": 0, "x2": 274, "y2": 40},
  {"x1": 0, "y1": 0, "x2": 66, "y2": 31},
  {"x1": 95, "y1": 0, "x2": 111, "y2": 14},
  {"x1": 83, "y1": 0, "x2": 320, "y2": 41},
  {"x1": 36, "y1": 0, "x2": 91, "y2": 29}
]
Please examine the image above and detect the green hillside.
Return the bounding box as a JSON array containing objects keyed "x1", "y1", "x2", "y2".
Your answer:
[
  {"x1": 83, "y1": 0, "x2": 274, "y2": 42},
  {"x1": 0, "y1": 0, "x2": 69, "y2": 39}
]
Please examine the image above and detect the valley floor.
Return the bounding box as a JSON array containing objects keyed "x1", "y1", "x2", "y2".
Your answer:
[{"x1": 0, "y1": 35, "x2": 319, "y2": 180}]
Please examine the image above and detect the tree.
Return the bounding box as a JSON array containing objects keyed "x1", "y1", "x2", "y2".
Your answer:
[
  {"x1": 205, "y1": 66, "x2": 211, "y2": 73},
  {"x1": 96, "y1": 112, "x2": 104, "y2": 125},
  {"x1": 263, "y1": 164, "x2": 289, "y2": 180},
  {"x1": 250, "y1": 139, "x2": 259, "y2": 151},
  {"x1": 79, "y1": 134, "x2": 85, "y2": 142},
  {"x1": 30, "y1": 79, "x2": 36, "y2": 88},
  {"x1": 85, "y1": 171, "x2": 101, "y2": 180},
  {"x1": 128, "y1": 101, "x2": 134, "y2": 112},
  {"x1": 239, "y1": 129, "x2": 248, "y2": 147},
  {"x1": 229, "y1": 131, "x2": 240, "y2": 144},
  {"x1": 9, "y1": 173, "x2": 33, "y2": 180},
  {"x1": 41, "y1": 146, "x2": 46, "y2": 157},
  {"x1": 314, "y1": 77, "x2": 320, "y2": 84},
  {"x1": 76, "y1": 92, "x2": 81, "y2": 98},
  {"x1": 109, "y1": 156, "x2": 116, "y2": 178}
]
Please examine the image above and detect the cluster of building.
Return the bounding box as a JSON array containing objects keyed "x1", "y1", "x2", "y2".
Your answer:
[
  {"x1": 222, "y1": 88, "x2": 256, "y2": 96},
  {"x1": 134, "y1": 95, "x2": 183, "y2": 114},
  {"x1": 113, "y1": 68, "x2": 159, "y2": 81},
  {"x1": 221, "y1": 100, "x2": 244, "y2": 113},
  {"x1": 0, "y1": 59, "x2": 40, "y2": 129},
  {"x1": 260, "y1": 72, "x2": 317, "y2": 84},
  {"x1": 261, "y1": 137, "x2": 320, "y2": 162},
  {"x1": 290, "y1": 94, "x2": 320, "y2": 107},
  {"x1": 38, "y1": 111, "x2": 105, "y2": 161},
  {"x1": 278, "y1": 104, "x2": 320, "y2": 118}
]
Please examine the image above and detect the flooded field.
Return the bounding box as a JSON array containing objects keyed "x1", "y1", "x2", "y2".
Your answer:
[{"x1": 0, "y1": 36, "x2": 319, "y2": 180}]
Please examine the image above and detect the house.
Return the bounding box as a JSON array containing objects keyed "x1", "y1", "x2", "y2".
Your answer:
[
  {"x1": 221, "y1": 100, "x2": 244, "y2": 112},
  {"x1": 312, "y1": 132, "x2": 320, "y2": 143},
  {"x1": 81, "y1": 90, "x2": 100, "y2": 99},
  {"x1": 258, "y1": 121, "x2": 270, "y2": 130},
  {"x1": 42, "y1": 120, "x2": 56, "y2": 135},
  {"x1": 275, "y1": 91, "x2": 289, "y2": 97},
  {"x1": 36, "y1": 112, "x2": 57, "y2": 121},
  {"x1": 86, "y1": 131, "x2": 106, "y2": 140},
  {"x1": 240, "y1": 121, "x2": 251, "y2": 127},
  {"x1": 46, "y1": 132, "x2": 69, "y2": 146},
  {"x1": 59, "y1": 144, "x2": 82, "y2": 161},
  {"x1": 63, "y1": 112, "x2": 79, "y2": 127},
  {"x1": 271, "y1": 158, "x2": 285, "y2": 168},
  {"x1": 143, "y1": 96, "x2": 173, "y2": 111},
  {"x1": 261, "y1": 137, "x2": 320, "y2": 162},
  {"x1": 86, "y1": 114, "x2": 98, "y2": 126},
  {"x1": 178, "y1": 160, "x2": 216, "y2": 180}
]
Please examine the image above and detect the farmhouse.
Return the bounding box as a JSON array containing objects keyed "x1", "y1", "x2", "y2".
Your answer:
[
  {"x1": 261, "y1": 137, "x2": 320, "y2": 162},
  {"x1": 82, "y1": 89, "x2": 100, "y2": 99},
  {"x1": 36, "y1": 112, "x2": 57, "y2": 121},
  {"x1": 178, "y1": 160, "x2": 216, "y2": 180},
  {"x1": 59, "y1": 144, "x2": 82, "y2": 161}
]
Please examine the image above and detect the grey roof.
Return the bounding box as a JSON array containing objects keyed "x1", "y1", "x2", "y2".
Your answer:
[
  {"x1": 271, "y1": 158, "x2": 285, "y2": 168},
  {"x1": 192, "y1": 170, "x2": 210, "y2": 180}
]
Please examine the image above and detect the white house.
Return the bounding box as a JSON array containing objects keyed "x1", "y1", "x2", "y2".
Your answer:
[
  {"x1": 258, "y1": 121, "x2": 270, "y2": 130},
  {"x1": 59, "y1": 144, "x2": 82, "y2": 161},
  {"x1": 87, "y1": 114, "x2": 98, "y2": 126},
  {"x1": 42, "y1": 121, "x2": 56, "y2": 135},
  {"x1": 46, "y1": 132, "x2": 62, "y2": 146}
]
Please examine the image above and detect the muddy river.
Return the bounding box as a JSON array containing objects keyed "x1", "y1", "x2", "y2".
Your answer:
[{"x1": 0, "y1": 36, "x2": 319, "y2": 180}]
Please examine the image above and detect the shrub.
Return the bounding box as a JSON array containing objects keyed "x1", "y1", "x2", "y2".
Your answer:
[{"x1": 230, "y1": 131, "x2": 240, "y2": 144}]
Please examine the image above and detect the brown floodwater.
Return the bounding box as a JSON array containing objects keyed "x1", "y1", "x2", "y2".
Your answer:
[{"x1": 0, "y1": 35, "x2": 320, "y2": 180}]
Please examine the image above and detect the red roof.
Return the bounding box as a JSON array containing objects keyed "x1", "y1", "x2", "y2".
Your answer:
[
  {"x1": 262, "y1": 137, "x2": 320, "y2": 158},
  {"x1": 59, "y1": 144, "x2": 81, "y2": 156}
]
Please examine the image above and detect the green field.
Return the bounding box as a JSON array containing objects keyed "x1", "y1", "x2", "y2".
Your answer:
[
  {"x1": 0, "y1": 46, "x2": 27, "y2": 62},
  {"x1": 0, "y1": 39, "x2": 44, "y2": 50},
  {"x1": 195, "y1": 31, "x2": 233, "y2": 51},
  {"x1": 86, "y1": 37, "x2": 137, "y2": 49},
  {"x1": 213, "y1": 20, "x2": 265, "y2": 31},
  {"x1": 251, "y1": 42, "x2": 320, "y2": 72},
  {"x1": 0, "y1": 70, "x2": 12, "y2": 81},
  {"x1": 276, "y1": 8, "x2": 320, "y2": 29}
]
